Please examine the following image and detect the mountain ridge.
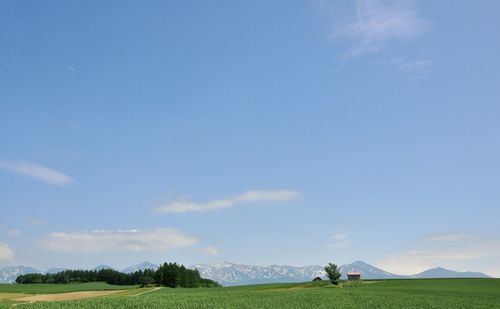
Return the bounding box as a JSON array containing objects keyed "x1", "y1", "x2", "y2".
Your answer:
[
  {"x1": 191, "y1": 261, "x2": 490, "y2": 285},
  {"x1": 0, "y1": 261, "x2": 490, "y2": 284},
  {"x1": 410, "y1": 267, "x2": 489, "y2": 279},
  {"x1": 0, "y1": 266, "x2": 42, "y2": 283},
  {"x1": 121, "y1": 261, "x2": 159, "y2": 274}
]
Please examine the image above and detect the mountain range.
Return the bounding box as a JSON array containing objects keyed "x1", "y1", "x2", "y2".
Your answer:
[
  {"x1": 0, "y1": 261, "x2": 490, "y2": 284},
  {"x1": 192, "y1": 261, "x2": 403, "y2": 285},
  {"x1": 191, "y1": 261, "x2": 490, "y2": 285},
  {"x1": 192, "y1": 262, "x2": 326, "y2": 285}
]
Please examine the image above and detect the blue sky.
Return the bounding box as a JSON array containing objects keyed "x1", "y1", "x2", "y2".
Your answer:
[{"x1": 1, "y1": 0, "x2": 500, "y2": 276}]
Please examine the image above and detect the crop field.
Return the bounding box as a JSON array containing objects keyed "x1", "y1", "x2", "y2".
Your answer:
[
  {"x1": 0, "y1": 283, "x2": 138, "y2": 307},
  {"x1": 0, "y1": 282, "x2": 136, "y2": 294},
  {"x1": 1, "y1": 279, "x2": 499, "y2": 308}
]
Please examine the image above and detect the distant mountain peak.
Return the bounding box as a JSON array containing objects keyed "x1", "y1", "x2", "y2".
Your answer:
[
  {"x1": 0, "y1": 266, "x2": 42, "y2": 283},
  {"x1": 349, "y1": 260, "x2": 371, "y2": 267},
  {"x1": 411, "y1": 267, "x2": 490, "y2": 279},
  {"x1": 92, "y1": 265, "x2": 115, "y2": 271},
  {"x1": 338, "y1": 261, "x2": 403, "y2": 279},
  {"x1": 135, "y1": 261, "x2": 157, "y2": 267},
  {"x1": 121, "y1": 261, "x2": 158, "y2": 274},
  {"x1": 428, "y1": 266, "x2": 444, "y2": 270}
]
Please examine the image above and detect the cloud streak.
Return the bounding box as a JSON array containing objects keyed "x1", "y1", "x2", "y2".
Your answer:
[
  {"x1": 331, "y1": 0, "x2": 428, "y2": 57},
  {"x1": 7, "y1": 230, "x2": 21, "y2": 237},
  {"x1": 385, "y1": 56, "x2": 431, "y2": 74},
  {"x1": 328, "y1": 233, "x2": 352, "y2": 248},
  {"x1": 0, "y1": 160, "x2": 73, "y2": 186},
  {"x1": 156, "y1": 190, "x2": 301, "y2": 213},
  {"x1": 201, "y1": 246, "x2": 219, "y2": 256},
  {"x1": 40, "y1": 229, "x2": 197, "y2": 253}
]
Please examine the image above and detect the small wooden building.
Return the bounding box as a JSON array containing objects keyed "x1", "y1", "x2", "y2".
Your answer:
[
  {"x1": 312, "y1": 276, "x2": 323, "y2": 282},
  {"x1": 347, "y1": 272, "x2": 361, "y2": 281}
]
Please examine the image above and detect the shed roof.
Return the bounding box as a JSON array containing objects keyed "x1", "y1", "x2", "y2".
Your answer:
[{"x1": 347, "y1": 272, "x2": 361, "y2": 275}]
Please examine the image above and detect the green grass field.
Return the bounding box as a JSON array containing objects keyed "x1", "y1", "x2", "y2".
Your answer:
[{"x1": 1, "y1": 279, "x2": 499, "y2": 308}]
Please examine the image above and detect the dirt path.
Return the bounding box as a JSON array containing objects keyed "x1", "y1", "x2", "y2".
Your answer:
[
  {"x1": 133, "y1": 287, "x2": 161, "y2": 297},
  {"x1": 0, "y1": 292, "x2": 25, "y2": 299},
  {"x1": 12, "y1": 290, "x2": 124, "y2": 303}
]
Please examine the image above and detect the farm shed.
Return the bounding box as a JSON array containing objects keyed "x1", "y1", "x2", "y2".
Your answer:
[
  {"x1": 347, "y1": 272, "x2": 361, "y2": 281},
  {"x1": 312, "y1": 277, "x2": 323, "y2": 282}
]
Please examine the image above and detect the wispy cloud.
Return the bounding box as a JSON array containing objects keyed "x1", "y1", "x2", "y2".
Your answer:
[
  {"x1": 328, "y1": 233, "x2": 352, "y2": 248},
  {"x1": 332, "y1": 0, "x2": 429, "y2": 57},
  {"x1": 385, "y1": 56, "x2": 431, "y2": 73},
  {"x1": 30, "y1": 218, "x2": 46, "y2": 226},
  {"x1": 201, "y1": 246, "x2": 219, "y2": 256},
  {"x1": 0, "y1": 160, "x2": 73, "y2": 186},
  {"x1": 156, "y1": 190, "x2": 301, "y2": 213},
  {"x1": 65, "y1": 119, "x2": 84, "y2": 133},
  {"x1": 0, "y1": 242, "x2": 14, "y2": 261},
  {"x1": 40, "y1": 229, "x2": 197, "y2": 253},
  {"x1": 426, "y1": 232, "x2": 474, "y2": 242},
  {"x1": 377, "y1": 232, "x2": 500, "y2": 275},
  {"x1": 7, "y1": 230, "x2": 21, "y2": 237}
]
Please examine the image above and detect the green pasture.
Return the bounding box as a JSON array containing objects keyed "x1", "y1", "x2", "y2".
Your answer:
[{"x1": 1, "y1": 279, "x2": 499, "y2": 308}]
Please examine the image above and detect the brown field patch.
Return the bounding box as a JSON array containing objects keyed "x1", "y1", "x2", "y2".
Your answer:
[
  {"x1": 13, "y1": 290, "x2": 123, "y2": 302},
  {"x1": 0, "y1": 292, "x2": 27, "y2": 299}
]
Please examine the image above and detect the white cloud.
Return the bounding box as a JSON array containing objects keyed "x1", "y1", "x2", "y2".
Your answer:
[
  {"x1": 0, "y1": 242, "x2": 14, "y2": 261},
  {"x1": 328, "y1": 233, "x2": 352, "y2": 248},
  {"x1": 40, "y1": 229, "x2": 198, "y2": 253},
  {"x1": 156, "y1": 190, "x2": 301, "y2": 213},
  {"x1": 201, "y1": 246, "x2": 219, "y2": 256},
  {"x1": 377, "y1": 233, "x2": 500, "y2": 276},
  {"x1": 0, "y1": 160, "x2": 73, "y2": 186},
  {"x1": 332, "y1": 0, "x2": 429, "y2": 56}
]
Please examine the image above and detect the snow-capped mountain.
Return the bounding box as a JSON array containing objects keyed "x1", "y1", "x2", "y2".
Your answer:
[
  {"x1": 0, "y1": 261, "x2": 490, "y2": 284},
  {"x1": 192, "y1": 261, "x2": 490, "y2": 285},
  {"x1": 192, "y1": 261, "x2": 326, "y2": 286},
  {"x1": 338, "y1": 261, "x2": 404, "y2": 279},
  {"x1": 0, "y1": 266, "x2": 42, "y2": 283},
  {"x1": 411, "y1": 267, "x2": 490, "y2": 279},
  {"x1": 121, "y1": 261, "x2": 158, "y2": 274}
]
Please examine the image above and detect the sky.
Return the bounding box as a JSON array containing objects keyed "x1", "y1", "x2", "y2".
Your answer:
[{"x1": 1, "y1": 0, "x2": 500, "y2": 277}]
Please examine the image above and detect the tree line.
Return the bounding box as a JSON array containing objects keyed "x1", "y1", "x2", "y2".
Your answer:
[{"x1": 15, "y1": 262, "x2": 221, "y2": 288}]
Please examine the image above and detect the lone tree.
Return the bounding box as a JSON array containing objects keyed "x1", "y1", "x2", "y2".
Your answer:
[{"x1": 324, "y1": 262, "x2": 342, "y2": 285}]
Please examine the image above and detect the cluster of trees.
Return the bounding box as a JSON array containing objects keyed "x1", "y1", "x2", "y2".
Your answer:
[
  {"x1": 16, "y1": 268, "x2": 144, "y2": 285},
  {"x1": 16, "y1": 263, "x2": 220, "y2": 288},
  {"x1": 155, "y1": 263, "x2": 220, "y2": 288}
]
